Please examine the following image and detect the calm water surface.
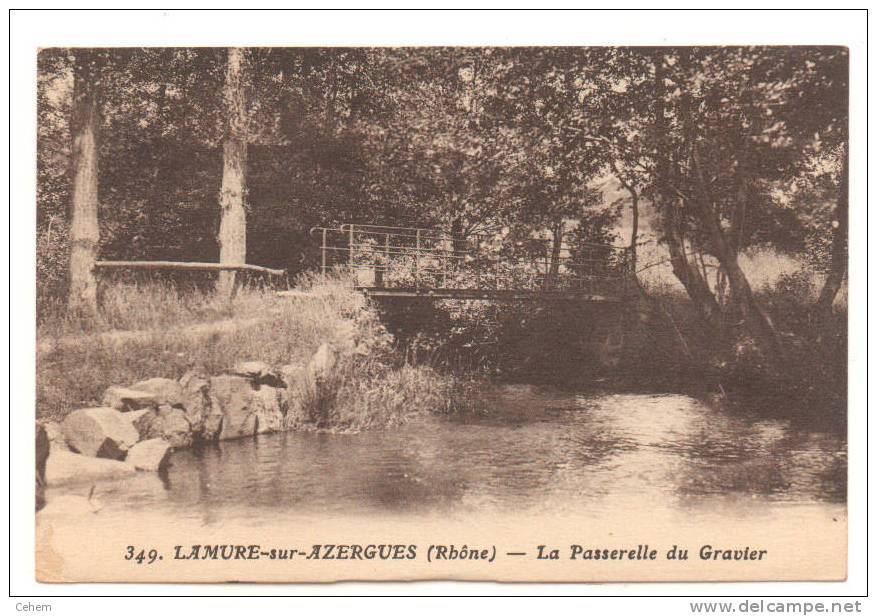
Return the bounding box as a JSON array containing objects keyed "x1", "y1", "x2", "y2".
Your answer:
[{"x1": 51, "y1": 387, "x2": 846, "y2": 522}]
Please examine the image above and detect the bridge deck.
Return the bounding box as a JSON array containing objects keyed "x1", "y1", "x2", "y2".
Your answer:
[
  {"x1": 310, "y1": 224, "x2": 635, "y2": 303},
  {"x1": 358, "y1": 286, "x2": 623, "y2": 302}
]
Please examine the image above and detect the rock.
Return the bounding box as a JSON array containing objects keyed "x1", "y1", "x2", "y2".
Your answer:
[
  {"x1": 253, "y1": 385, "x2": 285, "y2": 434},
  {"x1": 62, "y1": 407, "x2": 140, "y2": 459},
  {"x1": 232, "y1": 361, "x2": 285, "y2": 387},
  {"x1": 279, "y1": 363, "x2": 305, "y2": 388},
  {"x1": 179, "y1": 369, "x2": 222, "y2": 440},
  {"x1": 179, "y1": 368, "x2": 207, "y2": 390},
  {"x1": 36, "y1": 424, "x2": 49, "y2": 488},
  {"x1": 232, "y1": 360, "x2": 271, "y2": 379},
  {"x1": 128, "y1": 408, "x2": 158, "y2": 440},
  {"x1": 129, "y1": 377, "x2": 184, "y2": 407},
  {"x1": 279, "y1": 364, "x2": 307, "y2": 428},
  {"x1": 307, "y1": 343, "x2": 337, "y2": 382},
  {"x1": 102, "y1": 386, "x2": 158, "y2": 412},
  {"x1": 126, "y1": 438, "x2": 172, "y2": 471},
  {"x1": 44, "y1": 449, "x2": 136, "y2": 486},
  {"x1": 210, "y1": 375, "x2": 258, "y2": 440},
  {"x1": 304, "y1": 344, "x2": 339, "y2": 427},
  {"x1": 201, "y1": 394, "x2": 224, "y2": 441},
  {"x1": 39, "y1": 421, "x2": 70, "y2": 452},
  {"x1": 132, "y1": 405, "x2": 192, "y2": 448},
  {"x1": 156, "y1": 406, "x2": 192, "y2": 448}
]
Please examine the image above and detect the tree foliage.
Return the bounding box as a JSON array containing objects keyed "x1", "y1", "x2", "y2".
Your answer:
[{"x1": 37, "y1": 45, "x2": 848, "y2": 342}]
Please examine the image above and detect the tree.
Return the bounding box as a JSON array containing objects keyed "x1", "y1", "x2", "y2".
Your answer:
[
  {"x1": 814, "y1": 143, "x2": 848, "y2": 316},
  {"x1": 67, "y1": 49, "x2": 104, "y2": 315},
  {"x1": 649, "y1": 49, "x2": 722, "y2": 328},
  {"x1": 217, "y1": 47, "x2": 249, "y2": 298}
]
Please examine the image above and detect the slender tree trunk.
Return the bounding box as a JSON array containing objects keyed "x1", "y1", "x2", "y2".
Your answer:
[
  {"x1": 815, "y1": 145, "x2": 849, "y2": 316},
  {"x1": 217, "y1": 47, "x2": 248, "y2": 299},
  {"x1": 690, "y1": 150, "x2": 785, "y2": 368},
  {"x1": 67, "y1": 50, "x2": 102, "y2": 316},
  {"x1": 548, "y1": 220, "x2": 563, "y2": 285},
  {"x1": 730, "y1": 163, "x2": 750, "y2": 255},
  {"x1": 672, "y1": 47, "x2": 785, "y2": 368},
  {"x1": 628, "y1": 188, "x2": 639, "y2": 274},
  {"x1": 664, "y1": 208, "x2": 722, "y2": 325},
  {"x1": 652, "y1": 50, "x2": 720, "y2": 326}
]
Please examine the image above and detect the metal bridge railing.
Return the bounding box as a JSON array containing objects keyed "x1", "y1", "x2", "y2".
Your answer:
[{"x1": 310, "y1": 223, "x2": 634, "y2": 298}]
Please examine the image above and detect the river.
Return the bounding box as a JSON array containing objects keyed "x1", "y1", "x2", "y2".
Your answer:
[{"x1": 47, "y1": 386, "x2": 846, "y2": 522}]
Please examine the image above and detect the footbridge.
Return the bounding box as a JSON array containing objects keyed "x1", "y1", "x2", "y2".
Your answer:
[{"x1": 309, "y1": 224, "x2": 635, "y2": 303}]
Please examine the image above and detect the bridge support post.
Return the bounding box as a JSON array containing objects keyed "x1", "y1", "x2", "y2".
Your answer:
[
  {"x1": 415, "y1": 229, "x2": 421, "y2": 289},
  {"x1": 348, "y1": 224, "x2": 355, "y2": 272}
]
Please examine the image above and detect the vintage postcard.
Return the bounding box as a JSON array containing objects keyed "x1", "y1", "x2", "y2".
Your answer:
[{"x1": 33, "y1": 40, "x2": 849, "y2": 584}]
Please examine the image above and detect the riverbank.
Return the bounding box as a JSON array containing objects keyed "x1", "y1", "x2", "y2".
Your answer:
[
  {"x1": 372, "y1": 270, "x2": 846, "y2": 420},
  {"x1": 37, "y1": 276, "x2": 471, "y2": 427},
  {"x1": 37, "y1": 276, "x2": 483, "y2": 498}
]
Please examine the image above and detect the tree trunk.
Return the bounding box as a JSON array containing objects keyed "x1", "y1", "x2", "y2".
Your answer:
[
  {"x1": 815, "y1": 145, "x2": 848, "y2": 316},
  {"x1": 547, "y1": 220, "x2": 563, "y2": 286},
  {"x1": 691, "y1": 150, "x2": 786, "y2": 368},
  {"x1": 651, "y1": 50, "x2": 720, "y2": 326},
  {"x1": 672, "y1": 47, "x2": 785, "y2": 369},
  {"x1": 665, "y1": 208, "x2": 722, "y2": 326},
  {"x1": 628, "y1": 188, "x2": 639, "y2": 274},
  {"x1": 67, "y1": 50, "x2": 102, "y2": 316},
  {"x1": 217, "y1": 47, "x2": 248, "y2": 299}
]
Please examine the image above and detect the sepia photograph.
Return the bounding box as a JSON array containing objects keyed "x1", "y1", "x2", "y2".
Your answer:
[{"x1": 18, "y1": 10, "x2": 860, "y2": 589}]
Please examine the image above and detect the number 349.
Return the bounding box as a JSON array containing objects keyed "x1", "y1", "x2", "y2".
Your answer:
[{"x1": 125, "y1": 546, "x2": 162, "y2": 564}]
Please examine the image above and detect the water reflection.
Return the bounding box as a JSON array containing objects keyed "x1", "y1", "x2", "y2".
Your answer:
[{"x1": 48, "y1": 387, "x2": 846, "y2": 522}]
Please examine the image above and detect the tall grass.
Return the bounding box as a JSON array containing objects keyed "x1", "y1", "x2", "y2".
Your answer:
[
  {"x1": 38, "y1": 276, "x2": 279, "y2": 339},
  {"x1": 36, "y1": 273, "x2": 475, "y2": 427}
]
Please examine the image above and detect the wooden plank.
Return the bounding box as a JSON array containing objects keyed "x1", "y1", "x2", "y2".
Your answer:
[{"x1": 94, "y1": 261, "x2": 285, "y2": 277}]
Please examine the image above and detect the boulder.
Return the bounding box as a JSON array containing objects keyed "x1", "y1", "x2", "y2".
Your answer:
[
  {"x1": 39, "y1": 421, "x2": 70, "y2": 452},
  {"x1": 201, "y1": 395, "x2": 224, "y2": 441},
  {"x1": 232, "y1": 360, "x2": 285, "y2": 387},
  {"x1": 129, "y1": 377, "x2": 184, "y2": 407},
  {"x1": 279, "y1": 363, "x2": 307, "y2": 427},
  {"x1": 132, "y1": 405, "x2": 192, "y2": 448},
  {"x1": 179, "y1": 369, "x2": 222, "y2": 440},
  {"x1": 279, "y1": 363, "x2": 305, "y2": 389},
  {"x1": 62, "y1": 407, "x2": 140, "y2": 459},
  {"x1": 44, "y1": 449, "x2": 136, "y2": 486},
  {"x1": 253, "y1": 385, "x2": 285, "y2": 434},
  {"x1": 210, "y1": 375, "x2": 258, "y2": 440},
  {"x1": 126, "y1": 438, "x2": 172, "y2": 471},
  {"x1": 232, "y1": 360, "x2": 271, "y2": 379},
  {"x1": 102, "y1": 386, "x2": 158, "y2": 412},
  {"x1": 304, "y1": 344, "x2": 339, "y2": 427},
  {"x1": 307, "y1": 343, "x2": 337, "y2": 382},
  {"x1": 126, "y1": 408, "x2": 155, "y2": 437},
  {"x1": 36, "y1": 424, "x2": 49, "y2": 488}
]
